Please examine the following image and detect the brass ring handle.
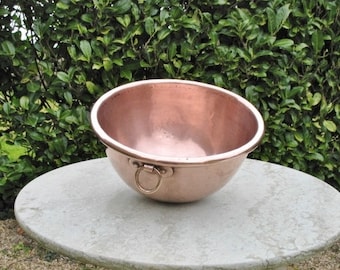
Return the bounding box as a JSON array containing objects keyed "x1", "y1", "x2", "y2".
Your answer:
[{"x1": 135, "y1": 165, "x2": 162, "y2": 194}]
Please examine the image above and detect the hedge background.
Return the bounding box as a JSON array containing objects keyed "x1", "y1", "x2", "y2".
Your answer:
[{"x1": 1, "y1": 0, "x2": 339, "y2": 218}]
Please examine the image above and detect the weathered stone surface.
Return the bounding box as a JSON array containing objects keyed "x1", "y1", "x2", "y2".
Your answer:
[{"x1": 15, "y1": 158, "x2": 340, "y2": 269}]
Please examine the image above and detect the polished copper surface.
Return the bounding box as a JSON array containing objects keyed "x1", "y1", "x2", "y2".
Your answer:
[{"x1": 91, "y1": 79, "x2": 264, "y2": 202}]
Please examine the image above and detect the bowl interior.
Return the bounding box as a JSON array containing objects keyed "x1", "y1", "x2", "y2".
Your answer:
[{"x1": 96, "y1": 82, "x2": 260, "y2": 158}]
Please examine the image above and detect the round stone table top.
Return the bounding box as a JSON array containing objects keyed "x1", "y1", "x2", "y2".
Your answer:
[{"x1": 15, "y1": 158, "x2": 340, "y2": 270}]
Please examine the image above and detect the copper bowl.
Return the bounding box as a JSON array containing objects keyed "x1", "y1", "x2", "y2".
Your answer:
[{"x1": 91, "y1": 79, "x2": 264, "y2": 202}]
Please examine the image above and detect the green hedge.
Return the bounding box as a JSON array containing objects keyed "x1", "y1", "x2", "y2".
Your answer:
[{"x1": 1, "y1": 0, "x2": 339, "y2": 217}]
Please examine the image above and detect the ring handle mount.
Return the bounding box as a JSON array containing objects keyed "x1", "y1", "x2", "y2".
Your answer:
[
  {"x1": 135, "y1": 165, "x2": 162, "y2": 194},
  {"x1": 129, "y1": 160, "x2": 173, "y2": 195}
]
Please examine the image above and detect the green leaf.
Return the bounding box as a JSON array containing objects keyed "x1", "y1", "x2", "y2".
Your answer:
[
  {"x1": 111, "y1": 0, "x2": 132, "y2": 15},
  {"x1": 120, "y1": 69, "x2": 132, "y2": 80},
  {"x1": 145, "y1": 17, "x2": 155, "y2": 35},
  {"x1": 81, "y1": 14, "x2": 93, "y2": 23},
  {"x1": 323, "y1": 120, "x2": 337, "y2": 132},
  {"x1": 0, "y1": 8, "x2": 9, "y2": 16},
  {"x1": 77, "y1": 24, "x2": 88, "y2": 35},
  {"x1": 168, "y1": 42, "x2": 177, "y2": 59},
  {"x1": 182, "y1": 16, "x2": 201, "y2": 30},
  {"x1": 26, "y1": 115, "x2": 39, "y2": 127},
  {"x1": 86, "y1": 81, "x2": 99, "y2": 95},
  {"x1": 113, "y1": 38, "x2": 127, "y2": 45},
  {"x1": 181, "y1": 64, "x2": 194, "y2": 74},
  {"x1": 2, "y1": 102, "x2": 10, "y2": 114},
  {"x1": 266, "y1": 8, "x2": 276, "y2": 34},
  {"x1": 209, "y1": 31, "x2": 219, "y2": 46},
  {"x1": 56, "y1": 1, "x2": 69, "y2": 10},
  {"x1": 237, "y1": 48, "x2": 251, "y2": 62},
  {"x1": 64, "y1": 92, "x2": 73, "y2": 106},
  {"x1": 306, "y1": 152, "x2": 324, "y2": 162},
  {"x1": 29, "y1": 131, "x2": 44, "y2": 141},
  {"x1": 92, "y1": 63, "x2": 103, "y2": 70},
  {"x1": 294, "y1": 132, "x2": 304, "y2": 143},
  {"x1": 281, "y1": 99, "x2": 301, "y2": 110},
  {"x1": 157, "y1": 28, "x2": 171, "y2": 41},
  {"x1": 173, "y1": 59, "x2": 182, "y2": 69},
  {"x1": 19, "y1": 96, "x2": 29, "y2": 110},
  {"x1": 116, "y1": 14, "x2": 131, "y2": 28},
  {"x1": 295, "y1": 43, "x2": 309, "y2": 51},
  {"x1": 312, "y1": 30, "x2": 324, "y2": 54},
  {"x1": 67, "y1": 46, "x2": 77, "y2": 60},
  {"x1": 52, "y1": 137, "x2": 67, "y2": 155},
  {"x1": 287, "y1": 139, "x2": 298, "y2": 148},
  {"x1": 65, "y1": 115, "x2": 78, "y2": 124},
  {"x1": 266, "y1": 4, "x2": 291, "y2": 34},
  {"x1": 27, "y1": 82, "x2": 41, "y2": 93},
  {"x1": 103, "y1": 57, "x2": 113, "y2": 71},
  {"x1": 160, "y1": 8, "x2": 170, "y2": 23},
  {"x1": 287, "y1": 86, "x2": 304, "y2": 98},
  {"x1": 112, "y1": 58, "x2": 123, "y2": 66},
  {"x1": 308, "y1": 92, "x2": 322, "y2": 106},
  {"x1": 213, "y1": 0, "x2": 229, "y2": 4},
  {"x1": 80, "y1": 40, "x2": 92, "y2": 61},
  {"x1": 57, "y1": 71, "x2": 70, "y2": 83},
  {"x1": 335, "y1": 104, "x2": 340, "y2": 119},
  {"x1": 140, "y1": 60, "x2": 151, "y2": 67},
  {"x1": 1, "y1": 40, "x2": 15, "y2": 56},
  {"x1": 163, "y1": 64, "x2": 175, "y2": 77},
  {"x1": 276, "y1": 4, "x2": 291, "y2": 30},
  {"x1": 212, "y1": 74, "x2": 224, "y2": 87},
  {"x1": 273, "y1": 39, "x2": 294, "y2": 49}
]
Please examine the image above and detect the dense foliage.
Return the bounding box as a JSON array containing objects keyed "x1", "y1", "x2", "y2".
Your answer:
[{"x1": 1, "y1": 0, "x2": 339, "y2": 217}]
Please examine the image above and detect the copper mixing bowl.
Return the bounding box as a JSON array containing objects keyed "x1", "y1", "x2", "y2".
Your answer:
[{"x1": 91, "y1": 79, "x2": 264, "y2": 202}]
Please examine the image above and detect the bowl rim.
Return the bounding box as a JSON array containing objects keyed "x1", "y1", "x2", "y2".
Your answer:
[{"x1": 91, "y1": 79, "x2": 265, "y2": 165}]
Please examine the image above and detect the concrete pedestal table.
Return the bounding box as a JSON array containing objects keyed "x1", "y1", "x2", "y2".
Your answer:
[{"x1": 15, "y1": 158, "x2": 340, "y2": 269}]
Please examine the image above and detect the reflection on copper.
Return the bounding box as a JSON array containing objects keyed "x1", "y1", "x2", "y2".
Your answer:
[{"x1": 91, "y1": 79, "x2": 264, "y2": 202}]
